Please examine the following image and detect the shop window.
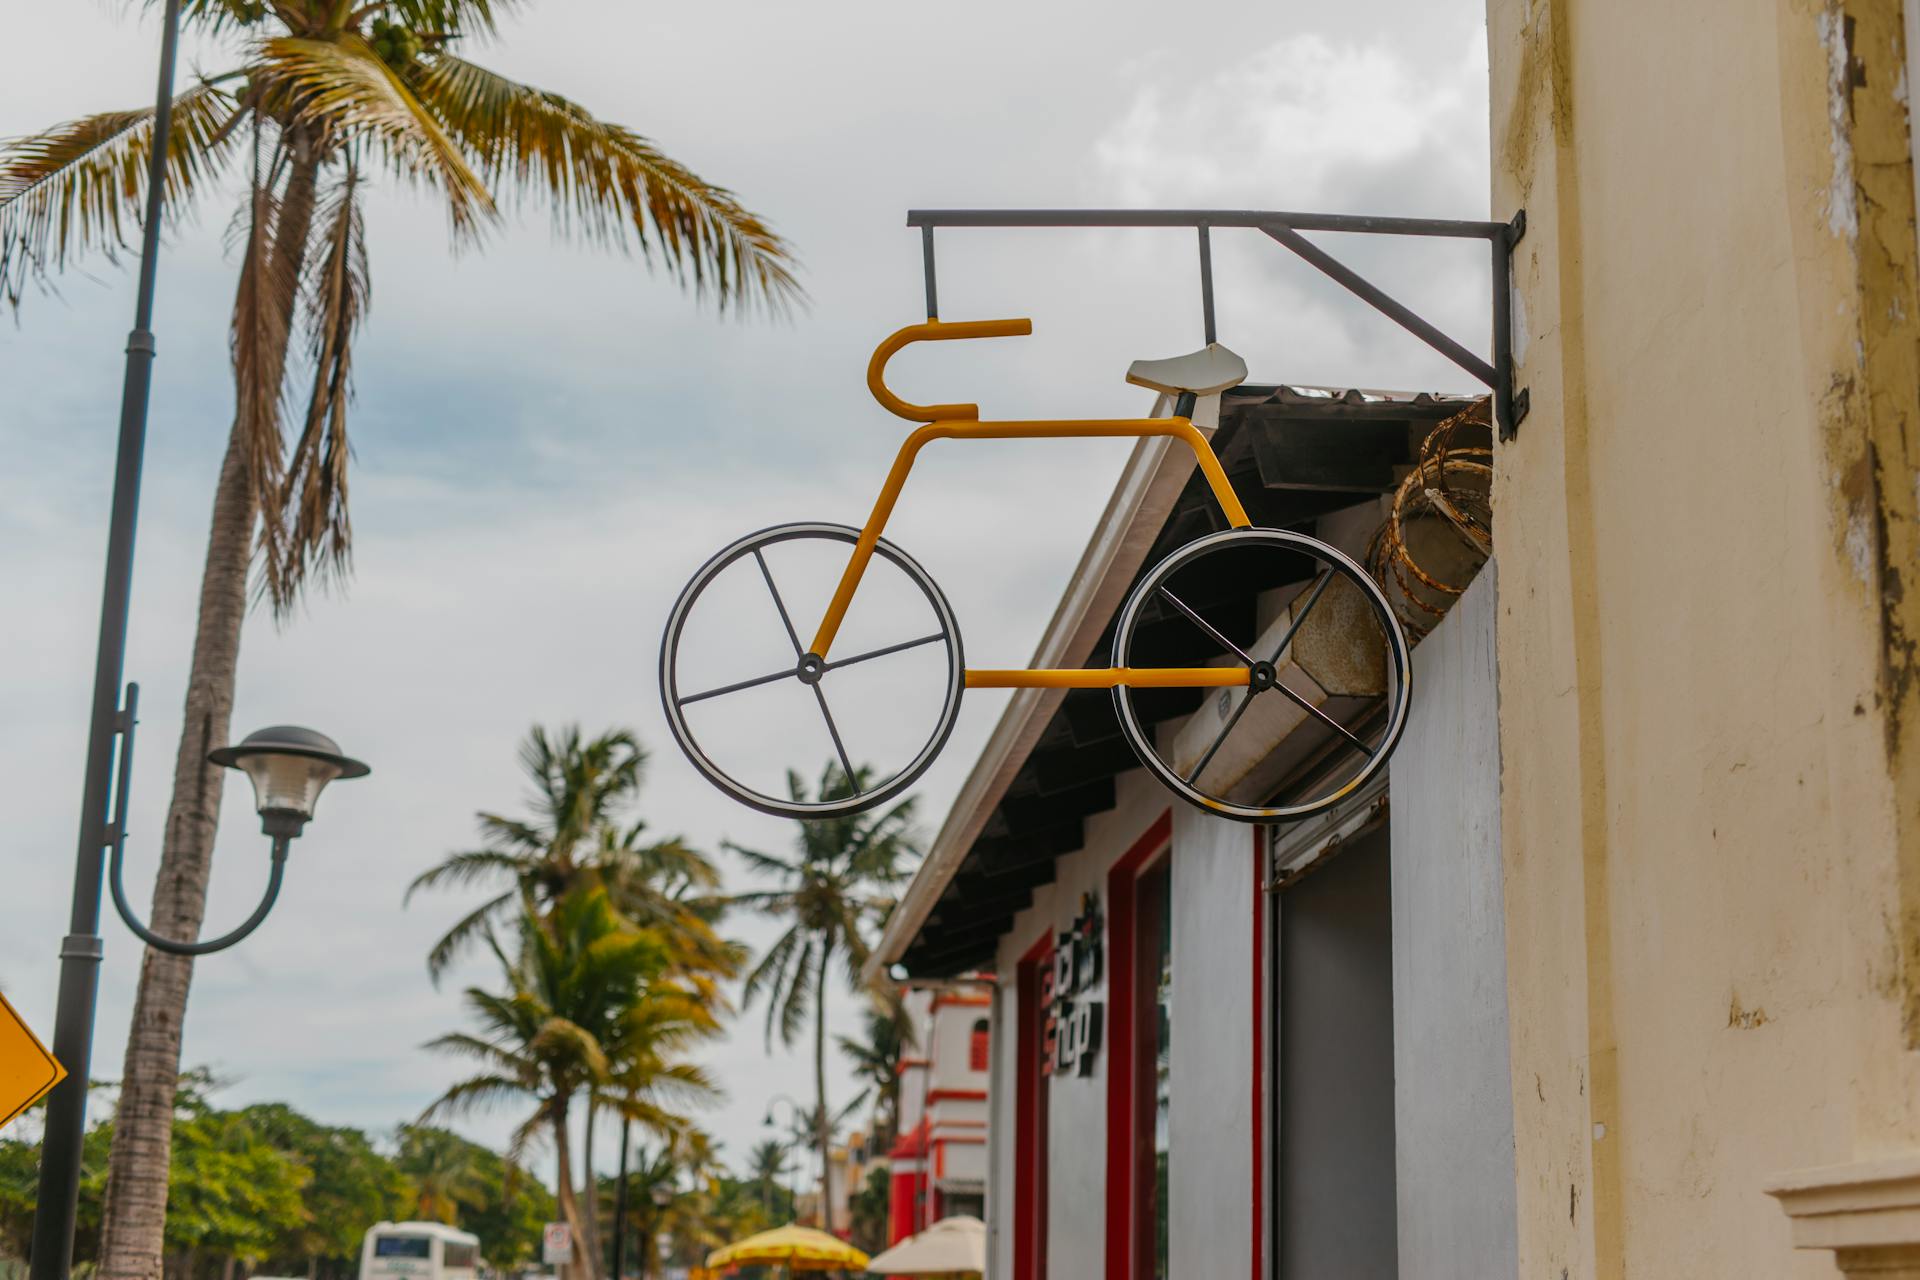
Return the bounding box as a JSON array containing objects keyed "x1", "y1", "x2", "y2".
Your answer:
[
  {"x1": 969, "y1": 1018, "x2": 990, "y2": 1072},
  {"x1": 1104, "y1": 810, "x2": 1174, "y2": 1280},
  {"x1": 1014, "y1": 935, "x2": 1052, "y2": 1280},
  {"x1": 1133, "y1": 860, "x2": 1171, "y2": 1280},
  {"x1": 1273, "y1": 826, "x2": 1395, "y2": 1279}
]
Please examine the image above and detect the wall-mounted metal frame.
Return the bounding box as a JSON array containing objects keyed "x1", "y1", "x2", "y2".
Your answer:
[{"x1": 908, "y1": 208, "x2": 1530, "y2": 441}]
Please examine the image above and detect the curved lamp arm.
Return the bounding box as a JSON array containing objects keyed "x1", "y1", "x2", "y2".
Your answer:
[
  {"x1": 101, "y1": 682, "x2": 291, "y2": 956},
  {"x1": 109, "y1": 831, "x2": 290, "y2": 956}
]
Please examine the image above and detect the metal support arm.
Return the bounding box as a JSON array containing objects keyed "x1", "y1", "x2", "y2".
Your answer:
[{"x1": 907, "y1": 207, "x2": 1530, "y2": 439}]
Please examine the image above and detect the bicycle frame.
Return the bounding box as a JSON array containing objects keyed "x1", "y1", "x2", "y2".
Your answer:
[{"x1": 805, "y1": 319, "x2": 1256, "y2": 692}]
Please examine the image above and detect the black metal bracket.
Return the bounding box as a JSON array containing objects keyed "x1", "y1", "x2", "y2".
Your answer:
[{"x1": 908, "y1": 207, "x2": 1531, "y2": 441}]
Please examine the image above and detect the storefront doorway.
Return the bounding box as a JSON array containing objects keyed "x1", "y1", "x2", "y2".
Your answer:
[{"x1": 1270, "y1": 825, "x2": 1396, "y2": 1279}]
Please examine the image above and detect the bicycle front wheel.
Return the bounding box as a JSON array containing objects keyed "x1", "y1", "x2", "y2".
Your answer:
[
  {"x1": 660, "y1": 522, "x2": 965, "y2": 819},
  {"x1": 1111, "y1": 527, "x2": 1412, "y2": 823}
]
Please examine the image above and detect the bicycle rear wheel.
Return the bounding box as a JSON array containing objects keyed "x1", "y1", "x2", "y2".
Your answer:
[
  {"x1": 660, "y1": 522, "x2": 964, "y2": 819},
  {"x1": 1111, "y1": 527, "x2": 1412, "y2": 823}
]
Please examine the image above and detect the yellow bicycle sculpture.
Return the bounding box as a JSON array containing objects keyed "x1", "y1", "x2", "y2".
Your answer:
[{"x1": 659, "y1": 319, "x2": 1412, "y2": 822}]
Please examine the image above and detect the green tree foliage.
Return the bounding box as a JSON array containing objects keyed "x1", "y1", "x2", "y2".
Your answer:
[
  {"x1": 162, "y1": 1085, "x2": 312, "y2": 1271},
  {"x1": 242, "y1": 1103, "x2": 413, "y2": 1276},
  {"x1": 394, "y1": 1126, "x2": 488, "y2": 1225},
  {"x1": 847, "y1": 1165, "x2": 891, "y2": 1257},
  {"x1": 0, "y1": 1083, "x2": 552, "y2": 1280},
  {"x1": 0, "y1": 1110, "x2": 110, "y2": 1263},
  {"x1": 456, "y1": 1140, "x2": 555, "y2": 1270}
]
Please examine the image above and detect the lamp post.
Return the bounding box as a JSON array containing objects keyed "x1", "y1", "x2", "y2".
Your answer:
[
  {"x1": 763, "y1": 1096, "x2": 804, "y2": 1223},
  {"x1": 27, "y1": 0, "x2": 188, "y2": 1275},
  {"x1": 648, "y1": 1184, "x2": 672, "y2": 1280},
  {"x1": 29, "y1": 710, "x2": 367, "y2": 1280},
  {"x1": 611, "y1": 1120, "x2": 631, "y2": 1280}
]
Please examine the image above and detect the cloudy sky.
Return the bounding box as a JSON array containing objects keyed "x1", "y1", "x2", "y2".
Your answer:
[{"x1": 0, "y1": 0, "x2": 1490, "y2": 1190}]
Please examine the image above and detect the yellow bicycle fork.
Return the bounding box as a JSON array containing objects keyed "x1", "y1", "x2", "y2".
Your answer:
[{"x1": 805, "y1": 320, "x2": 1256, "y2": 691}]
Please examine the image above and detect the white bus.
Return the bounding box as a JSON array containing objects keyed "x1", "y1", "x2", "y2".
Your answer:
[{"x1": 359, "y1": 1222, "x2": 482, "y2": 1280}]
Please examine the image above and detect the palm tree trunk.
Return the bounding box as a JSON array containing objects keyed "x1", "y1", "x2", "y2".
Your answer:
[
  {"x1": 552, "y1": 1094, "x2": 598, "y2": 1280},
  {"x1": 97, "y1": 135, "x2": 322, "y2": 1280},
  {"x1": 580, "y1": 1092, "x2": 601, "y2": 1272},
  {"x1": 814, "y1": 944, "x2": 833, "y2": 1236}
]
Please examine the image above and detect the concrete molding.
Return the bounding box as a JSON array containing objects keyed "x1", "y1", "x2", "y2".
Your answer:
[{"x1": 1765, "y1": 1154, "x2": 1920, "y2": 1264}]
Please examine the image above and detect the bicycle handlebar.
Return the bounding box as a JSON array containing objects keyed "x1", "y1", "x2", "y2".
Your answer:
[{"x1": 867, "y1": 318, "x2": 1033, "y2": 422}]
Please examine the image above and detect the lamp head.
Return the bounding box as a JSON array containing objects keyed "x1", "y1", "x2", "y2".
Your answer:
[{"x1": 209, "y1": 725, "x2": 369, "y2": 836}]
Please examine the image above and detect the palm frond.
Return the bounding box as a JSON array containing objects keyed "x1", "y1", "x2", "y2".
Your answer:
[
  {"x1": 724, "y1": 840, "x2": 800, "y2": 881},
  {"x1": 0, "y1": 81, "x2": 240, "y2": 307},
  {"x1": 405, "y1": 849, "x2": 522, "y2": 902},
  {"x1": 412, "y1": 53, "x2": 800, "y2": 313},
  {"x1": 265, "y1": 154, "x2": 367, "y2": 612},
  {"x1": 229, "y1": 125, "x2": 303, "y2": 591},
  {"x1": 423, "y1": 892, "x2": 514, "y2": 983},
  {"x1": 252, "y1": 34, "x2": 492, "y2": 235},
  {"x1": 418, "y1": 1073, "x2": 529, "y2": 1124}
]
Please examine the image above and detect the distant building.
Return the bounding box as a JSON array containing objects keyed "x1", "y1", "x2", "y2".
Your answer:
[{"x1": 887, "y1": 984, "x2": 992, "y2": 1244}]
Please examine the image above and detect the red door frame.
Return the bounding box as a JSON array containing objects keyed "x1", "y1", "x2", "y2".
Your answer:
[
  {"x1": 1103, "y1": 809, "x2": 1173, "y2": 1280},
  {"x1": 1014, "y1": 928, "x2": 1054, "y2": 1280}
]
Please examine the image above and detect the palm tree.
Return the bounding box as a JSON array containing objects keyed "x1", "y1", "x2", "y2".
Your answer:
[
  {"x1": 409, "y1": 726, "x2": 734, "y2": 982},
  {"x1": 612, "y1": 1131, "x2": 720, "y2": 1280},
  {"x1": 394, "y1": 1125, "x2": 488, "y2": 1225},
  {"x1": 409, "y1": 724, "x2": 739, "y2": 1262},
  {"x1": 726, "y1": 764, "x2": 921, "y2": 1237},
  {"x1": 744, "y1": 1139, "x2": 789, "y2": 1222},
  {"x1": 422, "y1": 888, "x2": 715, "y2": 1280},
  {"x1": 836, "y1": 996, "x2": 915, "y2": 1150},
  {"x1": 2, "y1": 7, "x2": 795, "y2": 1274}
]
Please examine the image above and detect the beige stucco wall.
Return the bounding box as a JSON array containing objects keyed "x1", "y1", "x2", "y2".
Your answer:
[{"x1": 1485, "y1": 0, "x2": 1920, "y2": 1275}]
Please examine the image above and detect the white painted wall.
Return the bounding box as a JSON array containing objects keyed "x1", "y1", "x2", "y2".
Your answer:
[
  {"x1": 1387, "y1": 566, "x2": 1517, "y2": 1279},
  {"x1": 982, "y1": 770, "x2": 1257, "y2": 1280},
  {"x1": 1167, "y1": 803, "x2": 1257, "y2": 1280}
]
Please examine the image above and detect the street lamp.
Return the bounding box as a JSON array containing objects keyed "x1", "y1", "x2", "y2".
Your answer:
[
  {"x1": 763, "y1": 1096, "x2": 807, "y2": 1222},
  {"x1": 30, "y1": 694, "x2": 369, "y2": 1279},
  {"x1": 106, "y1": 719, "x2": 369, "y2": 955}
]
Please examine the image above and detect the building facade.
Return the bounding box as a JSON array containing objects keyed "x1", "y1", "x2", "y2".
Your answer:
[
  {"x1": 872, "y1": 3, "x2": 1920, "y2": 1275},
  {"x1": 1488, "y1": 1, "x2": 1920, "y2": 1276},
  {"x1": 887, "y1": 985, "x2": 993, "y2": 1244},
  {"x1": 870, "y1": 384, "x2": 1510, "y2": 1279}
]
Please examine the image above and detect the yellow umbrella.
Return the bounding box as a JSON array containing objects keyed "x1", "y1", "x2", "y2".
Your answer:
[{"x1": 706, "y1": 1224, "x2": 871, "y2": 1274}]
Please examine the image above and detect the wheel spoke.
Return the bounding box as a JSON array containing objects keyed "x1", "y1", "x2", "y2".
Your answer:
[
  {"x1": 1270, "y1": 678, "x2": 1375, "y2": 758},
  {"x1": 1160, "y1": 588, "x2": 1253, "y2": 664},
  {"x1": 813, "y1": 685, "x2": 859, "y2": 793},
  {"x1": 826, "y1": 631, "x2": 947, "y2": 672},
  {"x1": 1265, "y1": 569, "x2": 1335, "y2": 665},
  {"x1": 679, "y1": 666, "x2": 794, "y2": 706},
  {"x1": 754, "y1": 548, "x2": 804, "y2": 656},
  {"x1": 1186, "y1": 689, "x2": 1257, "y2": 785}
]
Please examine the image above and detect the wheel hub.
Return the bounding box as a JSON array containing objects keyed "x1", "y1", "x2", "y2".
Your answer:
[
  {"x1": 1248, "y1": 659, "x2": 1278, "y2": 692},
  {"x1": 795, "y1": 653, "x2": 827, "y2": 685}
]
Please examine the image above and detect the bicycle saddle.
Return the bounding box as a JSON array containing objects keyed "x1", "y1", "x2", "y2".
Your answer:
[{"x1": 1126, "y1": 342, "x2": 1249, "y2": 397}]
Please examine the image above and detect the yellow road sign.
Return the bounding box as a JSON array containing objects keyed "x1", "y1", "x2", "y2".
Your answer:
[{"x1": 0, "y1": 992, "x2": 65, "y2": 1131}]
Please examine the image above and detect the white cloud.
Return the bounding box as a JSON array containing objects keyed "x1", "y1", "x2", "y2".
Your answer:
[{"x1": 1094, "y1": 32, "x2": 1489, "y2": 214}]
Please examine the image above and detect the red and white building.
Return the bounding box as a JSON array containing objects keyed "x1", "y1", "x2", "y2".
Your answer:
[{"x1": 886, "y1": 984, "x2": 993, "y2": 1244}]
